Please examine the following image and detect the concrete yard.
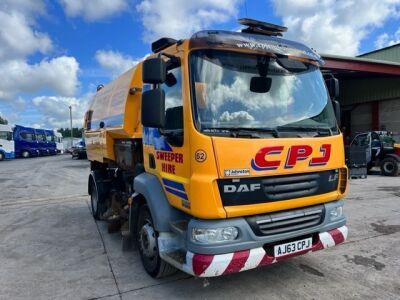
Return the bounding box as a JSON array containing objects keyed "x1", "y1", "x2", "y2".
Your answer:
[{"x1": 0, "y1": 155, "x2": 399, "y2": 300}]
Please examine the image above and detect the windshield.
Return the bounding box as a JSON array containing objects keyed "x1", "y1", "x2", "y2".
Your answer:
[
  {"x1": 0, "y1": 131, "x2": 12, "y2": 141},
  {"x1": 190, "y1": 50, "x2": 338, "y2": 136},
  {"x1": 46, "y1": 135, "x2": 55, "y2": 142},
  {"x1": 37, "y1": 134, "x2": 46, "y2": 142}
]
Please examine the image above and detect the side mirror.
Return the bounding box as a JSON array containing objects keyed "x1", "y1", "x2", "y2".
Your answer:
[
  {"x1": 141, "y1": 88, "x2": 165, "y2": 128},
  {"x1": 325, "y1": 77, "x2": 339, "y2": 99},
  {"x1": 250, "y1": 77, "x2": 272, "y2": 93},
  {"x1": 333, "y1": 100, "x2": 341, "y2": 128},
  {"x1": 142, "y1": 58, "x2": 166, "y2": 84}
]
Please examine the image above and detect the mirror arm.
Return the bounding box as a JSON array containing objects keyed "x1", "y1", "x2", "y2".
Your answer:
[{"x1": 159, "y1": 52, "x2": 181, "y2": 70}]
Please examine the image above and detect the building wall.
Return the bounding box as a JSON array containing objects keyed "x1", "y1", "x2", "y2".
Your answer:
[
  {"x1": 359, "y1": 45, "x2": 400, "y2": 63},
  {"x1": 350, "y1": 103, "x2": 372, "y2": 134},
  {"x1": 340, "y1": 77, "x2": 400, "y2": 106},
  {"x1": 380, "y1": 98, "x2": 400, "y2": 138},
  {"x1": 344, "y1": 44, "x2": 400, "y2": 140},
  {"x1": 348, "y1": 98, "x2": 400, "y2": 140}
]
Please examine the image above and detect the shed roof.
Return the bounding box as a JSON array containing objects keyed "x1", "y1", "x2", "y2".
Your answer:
[{"x1": 358, "y1": 43, "x2": 400, "y2": 63}]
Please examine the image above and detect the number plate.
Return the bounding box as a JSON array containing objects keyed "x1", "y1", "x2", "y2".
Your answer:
[{"x1": 274, "y1": 237, "x2": 312, "y2": 257}]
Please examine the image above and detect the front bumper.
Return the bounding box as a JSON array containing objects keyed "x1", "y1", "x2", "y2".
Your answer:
[
  {"x1": 182, "y1": 226, "x2": 347, "y2": 277},
  {"x1": 4, "y1": 151, "x2": 15, "y2": 159}
]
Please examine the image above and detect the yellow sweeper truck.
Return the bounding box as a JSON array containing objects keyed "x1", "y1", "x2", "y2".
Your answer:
[{"x1": 84, "y1": 19, "x2": 348, "y2": 278}]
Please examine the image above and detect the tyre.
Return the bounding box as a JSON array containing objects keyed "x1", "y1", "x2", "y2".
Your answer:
[
  {"x1": 21, "y1": 150, "x2": 30, "y2": 158},
  {"x1": 0, "y1": 152, "x2": 4, "y2": 161},
  {"x1": 136, "y1": 205, "x2": 176, "y2": 278},
  {"x1": 380, "y1": 157, "x2": 399, "y2": 176},
  {"x1": 90, "y1": 181, "x2": 106, "y2": 220},
  {"x1": 367, "y1": 162, "x2": 374, "y2": 174}
]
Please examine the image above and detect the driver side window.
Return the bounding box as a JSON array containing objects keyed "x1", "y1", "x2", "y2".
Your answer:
[
  {"x1": 162, "y1": 67, "x2": 183, "y2": 131},
  {"x1": 353, "y1": 134, "x2": 369, "y2": 147}
]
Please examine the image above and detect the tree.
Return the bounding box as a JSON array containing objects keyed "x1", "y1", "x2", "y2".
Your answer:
[
  {"x1": 58, "y1": 127, "x2": 83, "y2": 138},
  {"x1": 0, "y1": 116, "x2": 8, "y2": 125}
]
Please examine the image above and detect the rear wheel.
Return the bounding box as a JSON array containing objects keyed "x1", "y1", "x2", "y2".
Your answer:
[
  {"x1": 90, "y1": 181, "x2": 106, "y2": 220},
  {"x1": 136, "y1": 205, "x2": 176, "y2": 278},
  {"x1": 21, "y1": 150, "x2": 30, "y2": 158},
  {"x1": 380, "y1": 157, "x2": 399, "y2": 176}
]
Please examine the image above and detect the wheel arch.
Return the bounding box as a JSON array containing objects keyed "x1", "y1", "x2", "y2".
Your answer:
[
  {"x1": 384, "y1": 153, "x2": 400, "y2": 162},
  {"x1": 133, "y1": 173, "x2": 186, "y2": 232}
]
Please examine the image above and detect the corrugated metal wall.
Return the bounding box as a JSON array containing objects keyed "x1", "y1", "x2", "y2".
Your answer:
[
  {"x1": 380, "y1": 99, "x2": 400, "y2": 135},
  {"x1": 351, "y1": 103, "x2": 372, "y2": 134},
  {"x1": 344, "y1": 44, "x2": 400, "y2": 137},
  {"x1": 360, "y1": 45, "x2": 400, "y2": 63},
  {"x1": 340, "y1": 77, "x2": 400, "y2": 106}
]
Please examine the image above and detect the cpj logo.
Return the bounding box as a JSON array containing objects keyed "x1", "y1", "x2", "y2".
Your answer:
[{"x1": 251, "y1": 144, "x2": 331, "y2": 171}]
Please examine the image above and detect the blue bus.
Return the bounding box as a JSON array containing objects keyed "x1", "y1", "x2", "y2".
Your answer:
[{"x1": 13, "y1": 125, "x2": 40, "y2": 158}]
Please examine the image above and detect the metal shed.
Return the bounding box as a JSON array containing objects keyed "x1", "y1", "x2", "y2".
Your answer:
[{"x1": 321, "y1": 44, "x2": 400, "y2": 142}]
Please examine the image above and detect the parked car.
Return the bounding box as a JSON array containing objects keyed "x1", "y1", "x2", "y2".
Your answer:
[{"x1": 71, "y1": 140, "x2": 87, "y2": 159}]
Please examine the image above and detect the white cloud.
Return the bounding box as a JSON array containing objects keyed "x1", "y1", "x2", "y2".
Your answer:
[
  {"x1": 273, "y1": 0, "x2": 400, "y2": 56},
  {"x1": 59, "y1": 0, "x2": 128, "y2": 21},
  {"x1": 0, "y1": 56, "x2": 80, "y2": 101},
  {"x1": 136, "y1": 0, "x2": 241, "y2": 42},
  {"x1": 375, "y1": 28, "x2": 400, "y2": 48},
  {"x1": 0, "y1": 10, "x2": 52, "y2": 61},
  {"x1": 95, "y1": 50, "x2": 140, "y2": 77},
  {"x1": 32, "y1": 94, "x2": 92, "y2": 128},
  {"x1": 0, "y1": 0, "x2": 46, "y2": 15},
  {"x1": 0, "y1": 0, "x2": 81, "y2": 113}
]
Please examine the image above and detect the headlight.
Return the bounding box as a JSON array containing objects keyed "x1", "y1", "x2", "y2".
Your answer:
[
  {"x1": 192, "y1": 227, "x2": 239, "y2": 243},
  {"x1": 329, "y1": 206, "x2": 343, "y2": 220}
]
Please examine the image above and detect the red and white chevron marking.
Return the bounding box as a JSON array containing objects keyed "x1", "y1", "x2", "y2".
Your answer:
[{"x1": 184, "y1": 226, "x2": 348, "y2": 277}]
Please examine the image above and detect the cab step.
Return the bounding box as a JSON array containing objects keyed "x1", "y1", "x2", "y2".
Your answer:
[{"x1": 170, "y1": 220, "x2": 188, "y2": 237}]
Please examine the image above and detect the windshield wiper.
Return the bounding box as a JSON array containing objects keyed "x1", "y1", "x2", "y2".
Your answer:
[
  {"x1": 277, "y1": 125, "x2": 333, "y2": 136},
  {"x1": 202, "y1": 127, "x2": 279, "y2": 138}
]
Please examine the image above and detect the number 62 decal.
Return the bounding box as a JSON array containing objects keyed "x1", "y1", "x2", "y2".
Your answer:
[{"x1": 195, "y1": 150, "x2": 207, "y2": 163}]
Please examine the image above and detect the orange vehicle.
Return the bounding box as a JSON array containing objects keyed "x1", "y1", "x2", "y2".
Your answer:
[{"x1": 84, "y1": 19, "x2": 348, "y2": 278}]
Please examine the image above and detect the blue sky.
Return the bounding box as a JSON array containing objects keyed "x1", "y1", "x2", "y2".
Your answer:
[{"x1": 0, "y1": 0, "x2": 399, "y2": 129}]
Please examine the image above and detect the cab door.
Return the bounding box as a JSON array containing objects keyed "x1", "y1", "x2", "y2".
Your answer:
[
  {"x1": 142, "y1": 56, "x2": 192, "y2": 212},
  {"x1": 351, "y1": 133, "x2": 371, "y2": 163},
  {"x1": 370, "y1": 131, "x2": 382, "y2": 162}
]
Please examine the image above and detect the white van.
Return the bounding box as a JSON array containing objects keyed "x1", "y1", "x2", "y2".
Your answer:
[
  {"x1": 0, "y1": 124, "x2": 15, "y2": 160},
  {"x1": 54, "y1": 131, "x2": 64, "y2": 154}
]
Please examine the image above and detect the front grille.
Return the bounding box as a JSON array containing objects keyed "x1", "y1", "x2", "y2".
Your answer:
[
  {"x1": 218, "y1": 170, "x2": 339, "y2": 206},
  {"x1": 261, "y1": 173, "x2": 319, "y2": 202},
  {"x1": 246, "y1": 205, "x2": 325, "y2": 236}
]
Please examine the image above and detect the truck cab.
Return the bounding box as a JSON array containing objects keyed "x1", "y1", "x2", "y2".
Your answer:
[
  {"x1": 0, "y1": 124, "x2": 15, "y2": 161},
  {"x1": 54, "y1": 131, "x2": 64, "y2": 154},
  {"x1": 45, "y1": 130, "x2": 57, "y2": 155},
  {"x1": 35, "y1": 129, "x2": 50, "y2": 156},
  {"x1": 13, "y1": 125, "x2": 40, "y2": 158},
  {"x1": 85, "y1": 19, "x2": 348, "y2": 278}
]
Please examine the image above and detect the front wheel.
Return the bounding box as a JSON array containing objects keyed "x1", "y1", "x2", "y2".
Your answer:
[
  {"x1": 0, "y1": 152, "x2": 4, "y2": 161},
  {"x1": 21, "y1": 150, "x2": 30, "y2": 158},
  {"x1": 380, "y1": 157, "x2": 399, "y2": 176},
  {"x1": 136, "y1": 205, "x2": 176, "y2": 278}
]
